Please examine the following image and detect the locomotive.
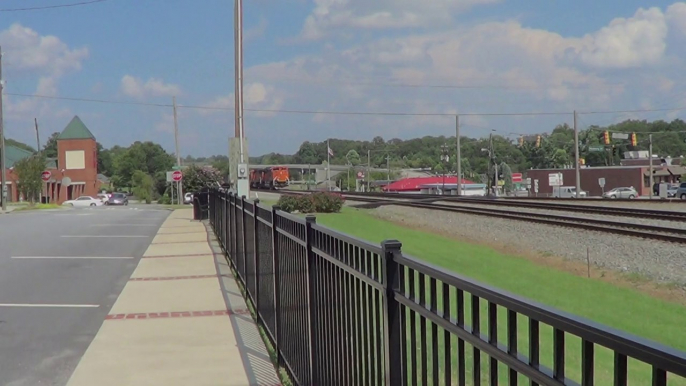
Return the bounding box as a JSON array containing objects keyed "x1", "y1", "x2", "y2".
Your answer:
[{"x1": 249, "y1": 166, "x2": 290, "y2": 190}]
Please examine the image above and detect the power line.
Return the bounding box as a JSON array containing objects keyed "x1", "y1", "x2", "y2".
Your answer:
[
  {"x1": 0, "y1": 0, "x2": 109, "y2": 12},
  {"x1": 5, "y1": 91, "x2": 686, "y2": 118}
]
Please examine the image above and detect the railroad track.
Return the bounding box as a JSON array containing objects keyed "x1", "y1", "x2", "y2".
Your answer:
[
  {"x1": 337, "y1": 192, "x2": 686, "y2": 222},
  {"x1": 272, "y1": 190, "x2": 686, "y2": 244}
]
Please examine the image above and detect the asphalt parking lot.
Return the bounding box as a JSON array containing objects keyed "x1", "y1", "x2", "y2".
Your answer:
[{"x1": 0, "y1": 205, "x2": 171, "y2": 386}]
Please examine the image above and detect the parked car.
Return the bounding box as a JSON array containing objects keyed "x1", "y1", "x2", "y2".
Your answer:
[
  {"x1": 63, "y1": 196, "x2": 104, "y2": 207},
  {"x1": 107, "y1": 193, "x2": 129, "y2": 206},
  {"x1": 667, "y1": 184, "x2": 678, "y2": 198},
  {"x1": 675, "y1": 182, "x2": 686, "y2": 200},
  {"x1": 602, "y1": 187, "x2": 638, "y2": 199},
  {"x1": 183, "y1": 192, "x2": 193, "y2": 204}
]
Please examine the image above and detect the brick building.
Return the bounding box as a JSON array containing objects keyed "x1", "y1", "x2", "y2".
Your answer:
[{"x1": 2, "y1": 116, "x2": 101, "y2": 204}]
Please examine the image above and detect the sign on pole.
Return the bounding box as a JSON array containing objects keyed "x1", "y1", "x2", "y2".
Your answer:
[
  {"x1": 588, "y1": 146, "x2": 604, "y2": 152},
  {"x1": 512, "y1": 173, "x2": 523, "y2": 183},
  {"x1": 534, "y1": 179, "x2": 539, "y2": 193},
  {"x1": 41, "y1": 171, "x2": 51, "y2": 182},
  {"x1": 598, "y1": 178, "x2": 606, "y2": 188},
  {"x1": 548, "y1": 173, "x2": 563, "y2": 187},
  {"x1": 611, "y1": 132, "x2": 629, "y2": 140},
  {"x1": 172, "y1": 170, "x2": 183, "y2": 182}
]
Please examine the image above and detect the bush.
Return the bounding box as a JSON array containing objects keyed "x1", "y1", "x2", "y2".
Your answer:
[
  {"x1": 276, "y1": 192, "x2": 344, "y2": 214},
  {"x1": 310, "y1": 192, "x2": 344, "y2": 213},
  {"x1": 276, "y1": 195, "x2": 300, "y2": 213}
]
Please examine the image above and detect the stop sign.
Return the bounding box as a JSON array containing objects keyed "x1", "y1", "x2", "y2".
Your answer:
[
  {"x1": 172, "y1": 170, "x2": 183, "y2": 181},
  {"x1": 41, "y1": 171, "x2": 51, "y2": 182}
]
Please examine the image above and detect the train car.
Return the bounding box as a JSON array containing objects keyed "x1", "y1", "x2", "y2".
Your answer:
[{"x1": 250, "y1": 166, "x2": 290, "y2": 190}]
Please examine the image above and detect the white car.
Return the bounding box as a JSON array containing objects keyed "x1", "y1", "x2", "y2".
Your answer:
[{"x1": 63, "y1": 196, "x2": 105, "y2": 207}]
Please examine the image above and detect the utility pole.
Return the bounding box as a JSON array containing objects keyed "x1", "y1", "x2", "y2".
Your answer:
[
  {"x1": 173, "y1": 96, "x2": 183, "y2": 204},
  {"x1": 367, "y1": 149, "x2": 371, "y2": 192},
  {"x1": 0, "y1": 46, "x2": 6, "y2": 212},
  {"x1": 35, "y1": 118, "x2": 42, "y2": 204},
  {"x1": 456, "y1": 115, "x2": 462, "y2": 196},
  {"x1": 573, "y1": 110, "x2": 581, "y2": 198},
  {"x1": 235, "y1": 0, "x2": 245, "y2": 164},
  {"x1": 386, "y1": 154, "x2": 390, "y2": 182},
  {"x1": 649, "y1": 134, "x2": 654, "y2": 199}
]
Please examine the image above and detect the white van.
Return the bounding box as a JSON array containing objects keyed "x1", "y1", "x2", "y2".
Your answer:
[{"x1": 552, "y1": 186, "x2": 587, "y2": 198}]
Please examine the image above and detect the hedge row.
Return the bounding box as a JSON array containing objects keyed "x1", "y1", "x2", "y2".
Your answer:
[{"x1": 276, "y1": 192, "x2": 345, "y2": 213}]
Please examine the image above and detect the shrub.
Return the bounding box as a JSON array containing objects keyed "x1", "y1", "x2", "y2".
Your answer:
[
  {"x1": 276, "y1": 192, "x2": 344, "y2": 213},
  {"x1": 310, "y1": 192, "x2": 344, "y2": 213},
  {"x1": 276, "y1": 195, "x2": 300, "y2": 213}
]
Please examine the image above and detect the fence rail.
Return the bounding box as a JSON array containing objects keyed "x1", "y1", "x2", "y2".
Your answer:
[{"x1": 207, "y1": 188, "x2": 686, "y2": 386}]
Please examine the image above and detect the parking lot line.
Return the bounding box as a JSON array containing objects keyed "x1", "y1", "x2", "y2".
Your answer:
[
  {"x1": 0, "y1": 303, "x2": 99, "y2": 308},
  {"x1": 61, "y1": 235, "x2": 150, "y2": 238},
  {"x1": 12, "y1": 256, "x2": 136, "y2": 259}
]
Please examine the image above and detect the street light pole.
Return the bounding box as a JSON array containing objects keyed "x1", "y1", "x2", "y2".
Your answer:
[
  {"x1": 0, "y1": 46, "x2": 6, "y2": 212},
  {"x1": 573, "y1": 110, "x2": 581, "y2": 198},
  {"x1": 173, "y1": 96, "x2": 183, "y2": 204},
  {"x1": 456, "y1": 115, "x2": 461, "y2": 196}
]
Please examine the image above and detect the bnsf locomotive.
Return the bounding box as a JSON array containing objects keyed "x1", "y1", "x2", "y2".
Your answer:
[{"x1": 249, "y1": 166, "x2": 290, "y2": 190}]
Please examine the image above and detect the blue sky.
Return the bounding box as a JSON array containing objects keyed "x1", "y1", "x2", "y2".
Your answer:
[{"x1": 1, "y1": 0, "x2": 686, "y2": 157}]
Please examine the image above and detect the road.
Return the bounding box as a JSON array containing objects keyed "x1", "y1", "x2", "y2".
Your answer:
[{"x1": 0, "y1": 205, "x2": 171, "y2": 386}]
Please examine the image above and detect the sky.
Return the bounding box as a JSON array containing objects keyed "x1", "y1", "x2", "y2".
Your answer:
[{"x1": 1, "y1": 0, "x2": 686, "y2": 157}]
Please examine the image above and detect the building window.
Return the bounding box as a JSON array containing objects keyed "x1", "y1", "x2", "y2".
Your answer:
[{"x1": 65, "y1": 150, "x2": 86, "y2": 170}]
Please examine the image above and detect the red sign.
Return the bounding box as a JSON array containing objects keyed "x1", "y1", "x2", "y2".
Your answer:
[
  {"x1": 357, "y1": 171, "x2": 365, "y2": 179},
  {"x1": 41, "y1": 171, "x2": 51, "y2": 182},
  {"x1": 172, "y1": 170, "x2": 183, "y2": 182},
  {"x1": 512, "y1": 173, "x2": 523, "y2": 183}
]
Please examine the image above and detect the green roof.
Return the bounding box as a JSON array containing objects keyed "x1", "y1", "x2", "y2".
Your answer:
[
  {"x1": 58, "y1": 115, "x2": 95, "y2": 140},
  {"x1": 4, "y1": 145, "x2": 34, "y2": 168}
]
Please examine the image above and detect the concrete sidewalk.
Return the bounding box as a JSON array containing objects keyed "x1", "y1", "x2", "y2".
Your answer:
[{"x1": 66, "y1": 209, "x2": 281, "y2": 386}]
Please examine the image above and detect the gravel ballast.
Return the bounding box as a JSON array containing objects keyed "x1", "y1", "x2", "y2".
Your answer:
[{"x1": 370, "y1": 205, "x2": 686, "y2": 285}]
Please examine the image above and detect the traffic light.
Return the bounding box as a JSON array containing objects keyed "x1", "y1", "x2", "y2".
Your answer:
[
  {"x1": 612, "y1": 146, "x2": 618, "y2": 156},
  {"x1": 630, "y1": 132, "x2": 637, "y2": 147},
  {"x1": 536, "y1": 135, "x2": 541, "y2": 147},
  {"x1": 603, "y1": 131, "x2": 610, "y2": 145},
  {"x1": 579, "y1": 158, "x2": 586, "y2": 165}
]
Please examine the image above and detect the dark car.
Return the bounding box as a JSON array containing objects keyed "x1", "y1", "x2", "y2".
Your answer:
[{"x1": 107, "y1": 193, "x2": 129, "y2": 206}]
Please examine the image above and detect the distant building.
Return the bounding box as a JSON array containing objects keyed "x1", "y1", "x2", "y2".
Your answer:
[
  {"x1": 526, "y1": 164, "x2": 684, "y2": 197},
  {"x1": 2, "y1": 116, "x2": 100, "y2": 204}
]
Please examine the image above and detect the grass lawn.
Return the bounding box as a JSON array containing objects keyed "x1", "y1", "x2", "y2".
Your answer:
[
  {"x1": 310, "y1": 207, "x2": 686, "y2": 384},
  {"x1": 13, "y1": 203, "x2": 63, "y2": 211}
]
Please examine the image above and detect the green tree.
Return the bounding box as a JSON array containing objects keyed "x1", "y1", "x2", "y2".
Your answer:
[
  {"x1": 131, "y1": 170, "x2": 154, "y2": 204},
  {"x1": 182, "y1": 165, "x2": 223, "y2": 193},
  {"x1": 42, "y1": 132, "x2": 60, "y2": 159},
  {"x1": 14, "y1": 155, "x2": 46, "y2": 204},
  {"x1": 112, "y1": 141, "x2": 175, "y2": 191}
]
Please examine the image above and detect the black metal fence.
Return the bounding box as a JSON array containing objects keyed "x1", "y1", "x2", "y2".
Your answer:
[{"x1": 207, "y1": 189, "x2": 686, "y2": 386}]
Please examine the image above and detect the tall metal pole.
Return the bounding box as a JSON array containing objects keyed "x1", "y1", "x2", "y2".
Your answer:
[
  {"x1": 456, "y1": 115, "x2": 461, "y2": 196},
  {"x1": 367, "y1": 149, "x2": 370, "y2": 192},
  {"x1": 0, "y1": 46, "x2": 6, "y2": 212},
  {"x1": 235, "y1": 0, "x2": 245, "y2": 165},
  {"x1": 327, "y1": 139, "x2": 331, "y2": 190},
  {"x1": 173, "y1": 96, "x2": 183, "y2": 204},
  {"x1": 35, "y1": 118, "x2": 42, "y2": 204},
  {"x1": 574, "y1": 110, "x2": 581, "y2": 198},
  {"x1": 649, "y1": 134, "x2": 654, "y2": 199}
]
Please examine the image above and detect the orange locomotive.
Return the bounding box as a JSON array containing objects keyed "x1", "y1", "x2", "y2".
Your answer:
[{"x1": 249, "y1": 166, "x2": 290, "y2": 190}]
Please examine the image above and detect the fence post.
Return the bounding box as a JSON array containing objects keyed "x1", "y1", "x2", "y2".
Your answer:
[
  {"x1": 304, "y1": 215, "x2": 317, "y2": 384},
  {"x1": 382, "y1": 240, "x2": 403, "y2": 386},
  {"x1": 272, "y1": 205, "x2": 282, "y2": 367},
  {"x1": 253, "y1": 199, "x2": 260, "y2": 320}
]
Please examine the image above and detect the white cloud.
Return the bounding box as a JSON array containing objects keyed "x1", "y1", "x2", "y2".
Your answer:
[
  {"x1": 301, "y1": 0, "x2": 499, "y2": 39},
  {"x1": 120, "y1": 75, "x2": 181, "y2": 99},
  {"x1": 666, "y1": 2, "x2": 686, "y2": 35},
  {"x1": 576, "y1": 7, "x2": 668, "y2": 68},
  {"x1": 200, "y1": 82, "x2": 285, "y2": 118}
]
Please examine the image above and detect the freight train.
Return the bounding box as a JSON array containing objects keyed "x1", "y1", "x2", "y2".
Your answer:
[{"x1": 249, "y1": 166, "x2": 290, "y2": 190}]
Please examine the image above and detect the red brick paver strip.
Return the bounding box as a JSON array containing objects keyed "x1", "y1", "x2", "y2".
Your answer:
[
  {"x1": 141, "y1": 253, "x2": 215, "y2": 259},
  {"x1": 105, "y1": 308, "x2": 250, "y2": 320},
  {"x1": 129, "y1": 274, "x2": 219, "y2": 281}
]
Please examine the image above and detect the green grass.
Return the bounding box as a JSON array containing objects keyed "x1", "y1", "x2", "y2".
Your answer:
[
  {"x1": 13, "y1": 203, "x2": 62, "y2": 211},
  {"x1": 312, "y1": 207, "x2": 686, "y2": 385}
]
